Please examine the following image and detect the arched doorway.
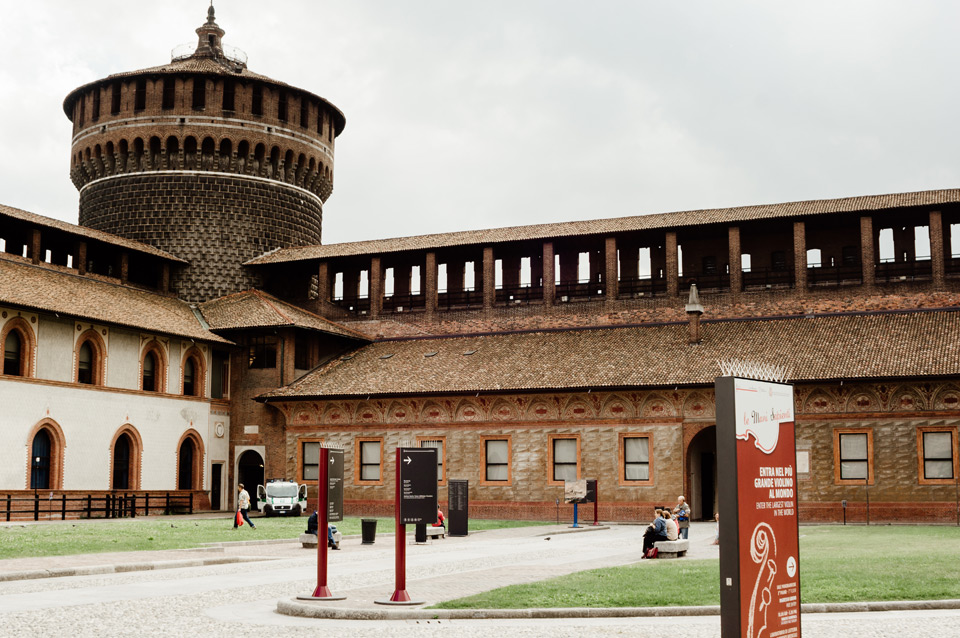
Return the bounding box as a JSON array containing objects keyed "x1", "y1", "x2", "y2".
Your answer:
[
  {"x1": 178, "y1": 437, "x2": 197, "y2": 490},
  {"x1": 30, "y1": 429, "x2": 52, "y2": 489},
  {"x1": 113, "y1": 434, "x2": 131, "y2": 489},
  {"x1": 686, "y1": 425, "x2": 717, "y2": 521},
  {"x1": 237, "y1": 449, "x2": 264, "y2": 512}
]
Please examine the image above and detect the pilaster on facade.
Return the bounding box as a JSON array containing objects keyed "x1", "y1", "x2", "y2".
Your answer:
[
  {"x1": 425, "y1": 252, "x2": 438, "y2": 316},
  {"x1": 793, "y1": 221, "x2": 807, "y2": 291},
  {"x1": 860, "y1": 215, "x2": 875, "y2": 288},
  {"x1": 727, "y1": 226, "x2": 741, "y2": 302},
  {"x1": 369, "y1": 256, "x2": 382, "y2": 317},
  {"x1": 605, "y1": 237, "x2": 618, "y2": 301},
  {"x1": 316, "y1": 261, "x2": 330, "y2": 311},
  {"x1": 160, "y1": 263, "x2": 170, "y2": 292},
  {"x1": 666, "y1": 231, "x2": 679, "y2": 297},
  {"x1": 482, "y1": 246, "x2": 495, "y2": 310},
  {"x1": 119, "y1": 252, "x2": 129, "y2": 283},
  {"x1": 31, "y1": 229, "x2": 41, "y2": 265},
  {"x1": 542, "y1": 241, "x2": 555, "y2": 306},
  {"x1": 930, "y1": 210, "x2": 945, "y2": 288},
  {"x1": 75, "y1": 241, "x2": 87, "y2": 275}
]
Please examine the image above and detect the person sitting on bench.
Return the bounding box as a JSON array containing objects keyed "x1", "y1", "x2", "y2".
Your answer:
[{"x1": 306, "y1": 511, "x2": 340, "y2": 549}]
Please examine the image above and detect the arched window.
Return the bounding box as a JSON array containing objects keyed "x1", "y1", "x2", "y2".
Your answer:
[
  {"x1": 75, "y1": 330, "x2": 105, "y2": 386},
  {"x1": 142, "y1": 351, "x2": 157, "y2": 391},
  {"x1": 181, "y1": 347, "x2": 205, "y2": 397},
  {"x1": 31, "y1": 429, "x2": 52, "y2": 489},
  {"x1": 78, "y1": 342, "x2": 94, "y2": 384},
  {"x1": 183, "y1": 358, "x2": 195, "y2": 396},
  {"x1": 3, "y1": 330, "x2": 22, "y2": 376}
]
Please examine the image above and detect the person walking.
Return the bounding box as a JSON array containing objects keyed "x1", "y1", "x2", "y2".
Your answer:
[
  {"x1": 234, "y1": 483, "x2": 256, "y2": 529},
  {"x1": 673, "y1": 495, "x2": 691, "y2": 539}
]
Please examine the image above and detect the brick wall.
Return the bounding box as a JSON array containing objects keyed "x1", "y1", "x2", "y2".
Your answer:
[{"x1": 80, "y1": 174, "x2": 323, "y2": 302}]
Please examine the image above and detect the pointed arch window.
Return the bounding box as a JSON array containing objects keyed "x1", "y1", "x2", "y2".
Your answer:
[
  {"x1": 113, "y1": 434, "x2": 131, "y2": 489},
  {"x1": 142, "y1": 351, "x2": 157, "y2": 392},
  {"x1": 181, "y1": 348, "x2": 205, "y2": 397},
  {"x1": 78, "y1": 341, "x2": 94, "y2": 384},
  {"x1": 3, "y1": 330, "x2": 22, "y2": 376}
]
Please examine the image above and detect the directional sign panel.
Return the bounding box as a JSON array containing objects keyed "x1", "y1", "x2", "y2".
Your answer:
[
  {"x1": 399, "y1": 447, "x2": 438, "y2": 525},
  {"x1": 327, "y1": 448, "x2": 344, "y2": 523}
]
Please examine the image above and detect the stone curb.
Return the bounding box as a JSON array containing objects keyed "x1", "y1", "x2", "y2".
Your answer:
[
  {"x1": 276, "y1": 598, "x2": 960, "y2": 621},
  {"x1": 0, "y1": 556, "x2": 264, "y2": 583}
]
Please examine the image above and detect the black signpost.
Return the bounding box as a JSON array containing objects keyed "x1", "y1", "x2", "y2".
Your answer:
[
  {"x1": 327, "y1": 447, "x2": 343, "y2": 523},
  {"x1": 448, "y1": 479, "x2": 469, "y2": 537},
  {"x1": 377, "y1": 447, "x2": 437, "y2": 605}
]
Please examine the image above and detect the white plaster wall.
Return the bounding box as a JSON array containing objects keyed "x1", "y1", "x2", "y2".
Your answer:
[
  {"x1": 107, "y1": 330, "x2": 140, "y2": 390},
  {"x1": 0, "y1": 377, "x2": 211, "y2": 491},
  {"x1": 36, "y1": 315, "x2": 74, "y2": 382}
]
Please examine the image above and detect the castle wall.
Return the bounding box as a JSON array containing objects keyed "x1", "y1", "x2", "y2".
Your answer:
[{"x1": 80, "y1": 173, "x2": 323, "y2": 302}]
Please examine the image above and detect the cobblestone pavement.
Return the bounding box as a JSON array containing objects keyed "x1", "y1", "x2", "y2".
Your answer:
[{"x1": 0, "y1": 521, "x2": 956, "y2": 637}]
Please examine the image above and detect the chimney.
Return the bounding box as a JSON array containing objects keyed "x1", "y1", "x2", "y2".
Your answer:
[{"x1": 685, "y1": 284, "x2": 704, "y2": 344}]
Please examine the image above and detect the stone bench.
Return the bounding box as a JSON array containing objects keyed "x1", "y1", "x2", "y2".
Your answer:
[
  {"x1": 299, "y1": 529, "x2": 342, "y2": 549},
  {"x1": 425, "y1": 526, "x2": 445, "y2": 539},
  {"x1": 654, "y1": 539, "x2": 689, "y2": 558}
]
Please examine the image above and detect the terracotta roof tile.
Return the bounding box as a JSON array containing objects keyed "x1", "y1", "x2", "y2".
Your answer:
[
  {"x1": 247, "y1": 188, "x2": 960, "y2": 264},
  {"x1": 0, "y1": 256, "x2": 228, "y2": 343},
  {"x1": 261, "y1": 310, "x2": 960, "y2": 399},
  {"x1": 0, "y1": 204, "x2": 186, "y2": 262},
  {"x1": 199, "y1": 290, "x2": 369, "y2": 341}
]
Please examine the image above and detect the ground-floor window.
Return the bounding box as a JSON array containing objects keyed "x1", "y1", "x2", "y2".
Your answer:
[
  {"x1": 548, "y1": 434, "x2": 580, "y2": 484},
  {"x1": 918, "y1": 426, "x2": 957, "y2": 484},
  {"x1": 481, "y1": 436, "x2": 511, "y2": 484},
  {"x1": 301, "y1": 440, "x2": 322, "y2": 482},
  {"x1": 355, "y1": 438, "x2": 383, "y2": 484},
  {"x1": 620, "y1": 434, "x2": 652, "y2": 484},
  {"x1": 834, "y1": 428, "x2": 873, "y2": 484}
]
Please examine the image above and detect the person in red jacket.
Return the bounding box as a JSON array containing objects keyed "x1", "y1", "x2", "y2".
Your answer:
[{"x1": 433, "y1": 508, "x2": 445, "y2": 528}]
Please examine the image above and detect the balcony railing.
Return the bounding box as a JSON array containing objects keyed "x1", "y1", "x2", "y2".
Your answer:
[
  {"x1": 555, "y1": 280, "x2": 605, "y2": 301},
  {"x1": 332, "y1": 295, "x2": 370, "y2": 315},
  {"x1": 875, "y1": 258, "x2": 932, "y2": 283},
  {"x1": 807, "y1": 263, "x2": 862, "y2": 286},
  {"x1": 681, "y1": 272, "x2": 730, "y2": 292},
  {"x1": 495, "y1": 286, "x2": 543, "y2": 306},
  {"x1": 741, "y1": 268, "x2": 793, "y2": 290},
  {"x1": 438, "y1": 289, "x2": 484, "y2": 310},
  {"x1": 617, "y1": 276, "x2": 667, "y2": 298},
  {"x1": 382, "y1": 293, "x2": 426, "y2": 313}
]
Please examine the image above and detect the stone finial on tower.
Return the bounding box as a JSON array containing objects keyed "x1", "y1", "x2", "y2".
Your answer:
[
  {"x1": 685, "y1": 283, "x2": 705, "y2": 344},
  {"x1": 194, "y1": 3, "x2": 225, "y2": 58}
]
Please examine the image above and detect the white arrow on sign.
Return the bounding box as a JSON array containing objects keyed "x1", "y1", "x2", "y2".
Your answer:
[
  {"x1": 404, "y1": 456, "x2": 412, "y2": 465},
  {"x1": 330, "y1": 456, "x2": 335, "y2": 464}
]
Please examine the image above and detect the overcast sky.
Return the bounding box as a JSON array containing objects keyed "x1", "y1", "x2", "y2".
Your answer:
[{"x1": 1, "y1": 1, "x2": 958, "y2": 245}]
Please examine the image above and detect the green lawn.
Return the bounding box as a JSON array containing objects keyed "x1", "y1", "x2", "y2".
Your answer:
[
  {"x1": 432, "y1": 525, "x2": 960, "y2": 609},
  {"x1": 0, "y1": 515, "x2": 547, "y2": 560}
]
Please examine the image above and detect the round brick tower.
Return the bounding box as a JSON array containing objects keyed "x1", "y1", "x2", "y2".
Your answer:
[{"x1": 63, "y1": 5, "x2": 345, "y2": 302}]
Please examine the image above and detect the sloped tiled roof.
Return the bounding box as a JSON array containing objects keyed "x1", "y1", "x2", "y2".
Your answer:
[
  {"x1": 261, "y1": 309, "x2": 960, "y2": 399},
  {"x1": 247, "y1": 188, "x2": 960, "y2": 265},
  {"x1": 0, "y1": 256, "x2": 229, "y2": 343},
  {"x1": 199, "y1": 290, "x2": 368, "y2": 341},
  {"x1": 0, "y1": 204, "x2": 186, "y2": 262}
]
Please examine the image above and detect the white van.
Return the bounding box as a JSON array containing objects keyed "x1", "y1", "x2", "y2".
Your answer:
[{"x1": 257, "y1": 480, "x2": 308, "y2": 517}]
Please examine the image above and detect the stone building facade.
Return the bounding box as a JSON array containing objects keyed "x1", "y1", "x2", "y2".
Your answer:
[{"x1": 0, "y1": 5, "x2": 958, "y2": 524}]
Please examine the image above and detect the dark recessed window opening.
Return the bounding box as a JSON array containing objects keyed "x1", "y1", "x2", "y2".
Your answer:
[
  {"x1": 183, "y1": 358, "x2": 196, "y2": 396},
  {"x1": 222, "y1": 80, "x2": 235, "y2": 111},
  {"x1": 299, "y1": 97, "x2": 308, "y2": 129},
  {"x1": 78, "y1": 341, "x2": 95, "y2": 384},
  {"x1": 248, "y1": 335, "x2": 277, "y2": 368},
  {"x1": 252, "y1": 85, "x2": 263, "y2": 116},
  {"x1": 91, "y1": 89, "x2": 100, "y2": 121},
  {"x1": 142, "y1": 351, "x2": 157, "y2": 391},
  {"x1": 162, "y1": 78, "x2": 176, "y2": 110},
  {"x1": 192, "y1": 77, "x2": 206, "y2": 110},
  {"x1": 278, "y1": 92, "x2": 288, "y2": 121},
  {"x1": 134, "y1": 79, "x2": 146, "y2": 111},
  {"x1": 3, "y1": 330, "x2": 23, "y2": 376},
  {"x1": 111, "y1": 83, "x2": 121, "y2": 114}
]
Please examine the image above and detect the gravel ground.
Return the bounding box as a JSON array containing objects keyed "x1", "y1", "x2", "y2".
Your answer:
[{"x1": 0, "y1": 523, "x2": 955, "y2": 637}]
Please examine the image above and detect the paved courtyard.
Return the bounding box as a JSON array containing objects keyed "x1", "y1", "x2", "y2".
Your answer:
[{"x1": 0, "y1": 520, "x2": 956, "y2": 637}]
